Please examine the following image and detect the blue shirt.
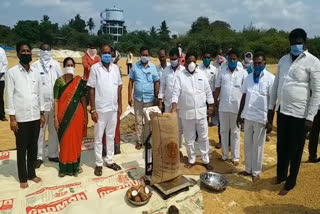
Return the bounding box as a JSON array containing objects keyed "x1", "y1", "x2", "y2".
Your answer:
[{"x1": 129, "y1": 61, "x2": 160, "y2": 103}]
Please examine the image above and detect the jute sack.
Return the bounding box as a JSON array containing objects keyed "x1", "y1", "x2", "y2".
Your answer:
[{"x1": 150, "y1": 112, "x2": 181, "y2": 184}]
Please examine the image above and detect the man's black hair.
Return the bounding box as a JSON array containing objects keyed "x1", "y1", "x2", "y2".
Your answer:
[
  {"x1": 186, "y1": 50, "x2": 198, "y2": 60},
  {"x1": 140, "y1": 46, "x2": 150, "y2": 54},
  {"x1": 253, "y1": 51, "x2": 266, "y2": 61},
  {"x1": 289, "y1": 28, "x2": 307, "y2": 42},
  {"x1": 40, "y1": 43, "x2": 51, "y2": 50},
  {"x1": 228, "y1": 48, "x2": 239, "y2": 57},
  {"x1": 169, "y1": 48, "x2": 180, "y2": 57},
  {"x1": 16, "y1": 41, "x2": 32, "y2": 53}
]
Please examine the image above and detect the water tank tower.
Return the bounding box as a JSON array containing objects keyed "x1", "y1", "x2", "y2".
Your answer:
[{"x1": 100, "y1": 6, "x2": 126, "y2": 42}]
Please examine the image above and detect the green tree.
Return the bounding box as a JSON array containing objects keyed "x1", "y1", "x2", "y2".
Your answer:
[
  {"x1": 158, "y1": 21, "x2": 170, "y2": 41},
  {"x1": 149, "y1": 26, "x2": 158, "y2": 38},
  {"x1": 39, "y1": 15, "x2": 59, "y2": 45},
  {"x1": 87, "y1": 18, "x2": 95, "y2": 33},
  {"x1": 14, "y1": 20, "x2": 40, "y2": 43},
  {"x1": 190, "y1": 17, "x2": 210, "y2": 34},
  {"x1": 68, "y1": 14, "x2": 88, "y2": 33}
]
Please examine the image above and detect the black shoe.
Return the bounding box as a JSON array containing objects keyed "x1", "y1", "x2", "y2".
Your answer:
[
  {"x1": 48, "y1": 157, "x2": 59, "y2": 162},
  {"x1": 35, "y1": 160, "x2": 43, "y2": 169},
  {"x1": 308, "y1": 158, "x2": 318, "y2": 163}
]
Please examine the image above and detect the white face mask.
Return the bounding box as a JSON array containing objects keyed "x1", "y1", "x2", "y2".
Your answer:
[
  {"x1": 170, "y1": 59, "x2": 179, "y2": 68},
  {"x1": 141, "y1": 56, "x2": 149, "y2": 64},
  {"x1": 40, "y1": 50, "x2": 51, "y2": 61},
  {"x1": 64, "y1": 67, "x2": 75, "y2": 75},
  {"x1": 188, "y1": 62, "x2": 196, "y2": 73}
]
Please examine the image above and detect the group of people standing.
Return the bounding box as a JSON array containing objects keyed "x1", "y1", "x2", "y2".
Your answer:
[{"x1": 1, "y1": 28, "x2": 320, "y2": 197}]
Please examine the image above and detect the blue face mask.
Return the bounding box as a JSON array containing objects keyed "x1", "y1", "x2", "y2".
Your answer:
[
  {"x1": 290, "y1": 44, "x2": 304, "y2": 56},
  {"x1": 101, "y1": 53, "x2": 112, "y2": 64},
  {"x1": 228, "y1": 59, "x2": 237, "y2": 70},
  {"x1": 253, "y1": 65, "x2": 265, "y2": 84},
  {"x1": 203, "y1": 58, "x2": 211, "y2": 67}
]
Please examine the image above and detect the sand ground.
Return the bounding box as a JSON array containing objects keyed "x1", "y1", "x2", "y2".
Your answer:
[{"x1": 0, "y1": 51, "x2": 319, "y2": 214}]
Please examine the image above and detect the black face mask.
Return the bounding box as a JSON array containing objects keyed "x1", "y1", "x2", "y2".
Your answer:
[{"x1": 19, "y1": 54, "x2": 32, "y2": 65}]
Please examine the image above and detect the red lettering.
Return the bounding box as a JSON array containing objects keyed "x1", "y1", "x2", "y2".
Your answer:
[
  {"x1": 0, "y1": 152, "x2": 10, "y2": 160},
  {"x1": 26, "y1": 192, "x2": 87, "y2": 214},
  {"x1": 0, "y1": 199, "x2": 14, "y2": 210}
]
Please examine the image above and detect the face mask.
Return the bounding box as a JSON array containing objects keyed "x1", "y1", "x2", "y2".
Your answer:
[
  {"x1": 188, "y1": 62, "x2": 196, "y2": 73},
  {"x1": 170, "y1": 59, "x2": 179, "y2": 68},
  {"x1": 87, "y1": 48, "x2": 97, "y2": 59},
  {"x1": 203, "y1": 58, "x2": 211, "y2": 67},
  {"x1": 253, "y1": 65, "x2": 265, "y2": 83},
  {"x1": 290, "y1": 44, "x2": 304, "y2": 56},
  {"x1": 228, "y1": 59, "x2": 237, "y2": 70},
  {"x1": 20, "y1": 54, "x2": 32, "y2": 65},
  {"x1": 64, "y1": 67, "x2": 75, "y2": 75},
  {"x1": 101, "y1": 53, "x2": 112, "y2": 64},
  {"x1": 40, "y1": 50, "x2": 51, "y2": 61},
  {"x1": 141, "y1": 56, "x2": 149, "y2": 64}
]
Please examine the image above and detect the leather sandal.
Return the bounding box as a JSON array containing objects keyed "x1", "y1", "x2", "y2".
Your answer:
[
  {"x1": 106, "y1": 163, "x2": 122, "y2": 171},
  {"x1": 94, "y1": 166, "x2": 103, "y2": 176}
]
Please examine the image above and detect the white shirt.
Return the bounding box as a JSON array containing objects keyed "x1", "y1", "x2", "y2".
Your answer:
[
  {"x1": 198, "y1": 64, "x2": 218, "y2": 92},
  {"x1": 5, "y1": 64, "x2": 45, "y2": 122},
  {"x1": 216, "y1": 66, "x2": 248, "y2": 114},
  {"x1": 32, "y1": 59, "x2": 62, "y2": 111},
  {"x1": 0, "y1": 47, "x2": 8, "y2": 81},
  {"x1": 87, "y1": 62, "x2": 122, "y2": 113},
  {"x1": 269, "y1": 51, "x2": 320, "y2": 121},
  {"x1": 156, "y1": 62, "x2": 170, "y2": 80},
  {"x1": 241, "y1": 69, "x2": 275, "y2": 124},
  {"x1": 172, "y1": 68, "x2": 214, "y2": 120},
  {"x1": 158, "y1": 65, "x2": 185, "y2": 107},
  {"x1": 127, "y1": 53, "x2": 133, "y2": 64}
]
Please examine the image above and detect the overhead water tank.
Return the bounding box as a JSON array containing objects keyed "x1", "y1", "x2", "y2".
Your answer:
[{"x1": 100, "y1": 6, "x2": 126, "y2": 42}]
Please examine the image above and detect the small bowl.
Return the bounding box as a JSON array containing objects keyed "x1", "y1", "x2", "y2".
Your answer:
[
  {"x1": 126, "y1": 186, "x2": 152, "y2": 206},
  {"x1": 200, "y1": 172, "x2": 229, "y2": 191}
]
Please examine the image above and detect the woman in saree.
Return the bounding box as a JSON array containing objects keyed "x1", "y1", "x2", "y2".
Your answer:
[{"x1": 54, "y1": 57, "x2": 88, "y2": 177}]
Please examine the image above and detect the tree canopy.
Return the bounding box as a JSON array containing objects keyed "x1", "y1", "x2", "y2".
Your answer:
[{"x1": 1, "y1": 14, "x2": 319, "y2": 61}]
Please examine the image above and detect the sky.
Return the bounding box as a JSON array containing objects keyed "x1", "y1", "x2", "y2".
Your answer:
[{"x1": 0, "y1": 0, "x2": 319, "y2": 37}]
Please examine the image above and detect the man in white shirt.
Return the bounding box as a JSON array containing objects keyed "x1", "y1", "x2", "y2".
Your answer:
[
  {"x1": 213, "y1": 49, "x2": 226, "y2": 72},
  {"x1": 214, "y1": 49, "x2": 247, "y2": 166},
  {"x1": 6, "y1": 42, "x2": 45, "y2": 189},
  {"x1": 237, "y1": 52, "x2": 275, "y2": 182},
  {"x1": 126, "y1": 50, "x2": 133, "y2": 75},
  {"x1": 0, "y1": 47, "x2": 8, "y2": 121},
  {"x1": 172, "y1": 52, "x2": 214, "y2": 170},
  {"x1": 156, "y1": 49, "x2": 170, "y2": 80},
  {"x1": 158, "y1": 48, "x2": 185, "y2": 148},
  {"x1": 87, "y1": 44, "x2": 123, "y2": 176},
  {"x1": 32, "y1": 43, "x2": 62, "y2": 168},
  {"x1": 198, "y1": 51, "x2": 218, "y2": 126},
  {"x1": 268, "y1": 29, "x2": 320, "y2": 196}
]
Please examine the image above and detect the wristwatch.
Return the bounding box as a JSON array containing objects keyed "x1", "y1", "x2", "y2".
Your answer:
[{"x1": 89, "y1": 109, "x2": 96, "y2": 114}]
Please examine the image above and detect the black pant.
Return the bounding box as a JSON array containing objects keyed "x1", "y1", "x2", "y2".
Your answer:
[
  {"x1": 127, "y1": 63, "x2": 132, "y2": 75},
  {"x1": 308, "y1": 110, "x2": 320, "y2": 160},
  {"x1": 0, "y1": 81, "x2": 5, "y2": 118},
  {"x1": 15, "y1": 120, "x2": 40, "y2": 183},
  {"x1": 277, "y1": 113, "x2": 306, "y2": 191}
]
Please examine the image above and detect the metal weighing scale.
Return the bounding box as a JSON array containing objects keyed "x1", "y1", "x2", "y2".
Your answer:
[{"x1": 144, "y1": 129, "x2": 197, "y2": 200}]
